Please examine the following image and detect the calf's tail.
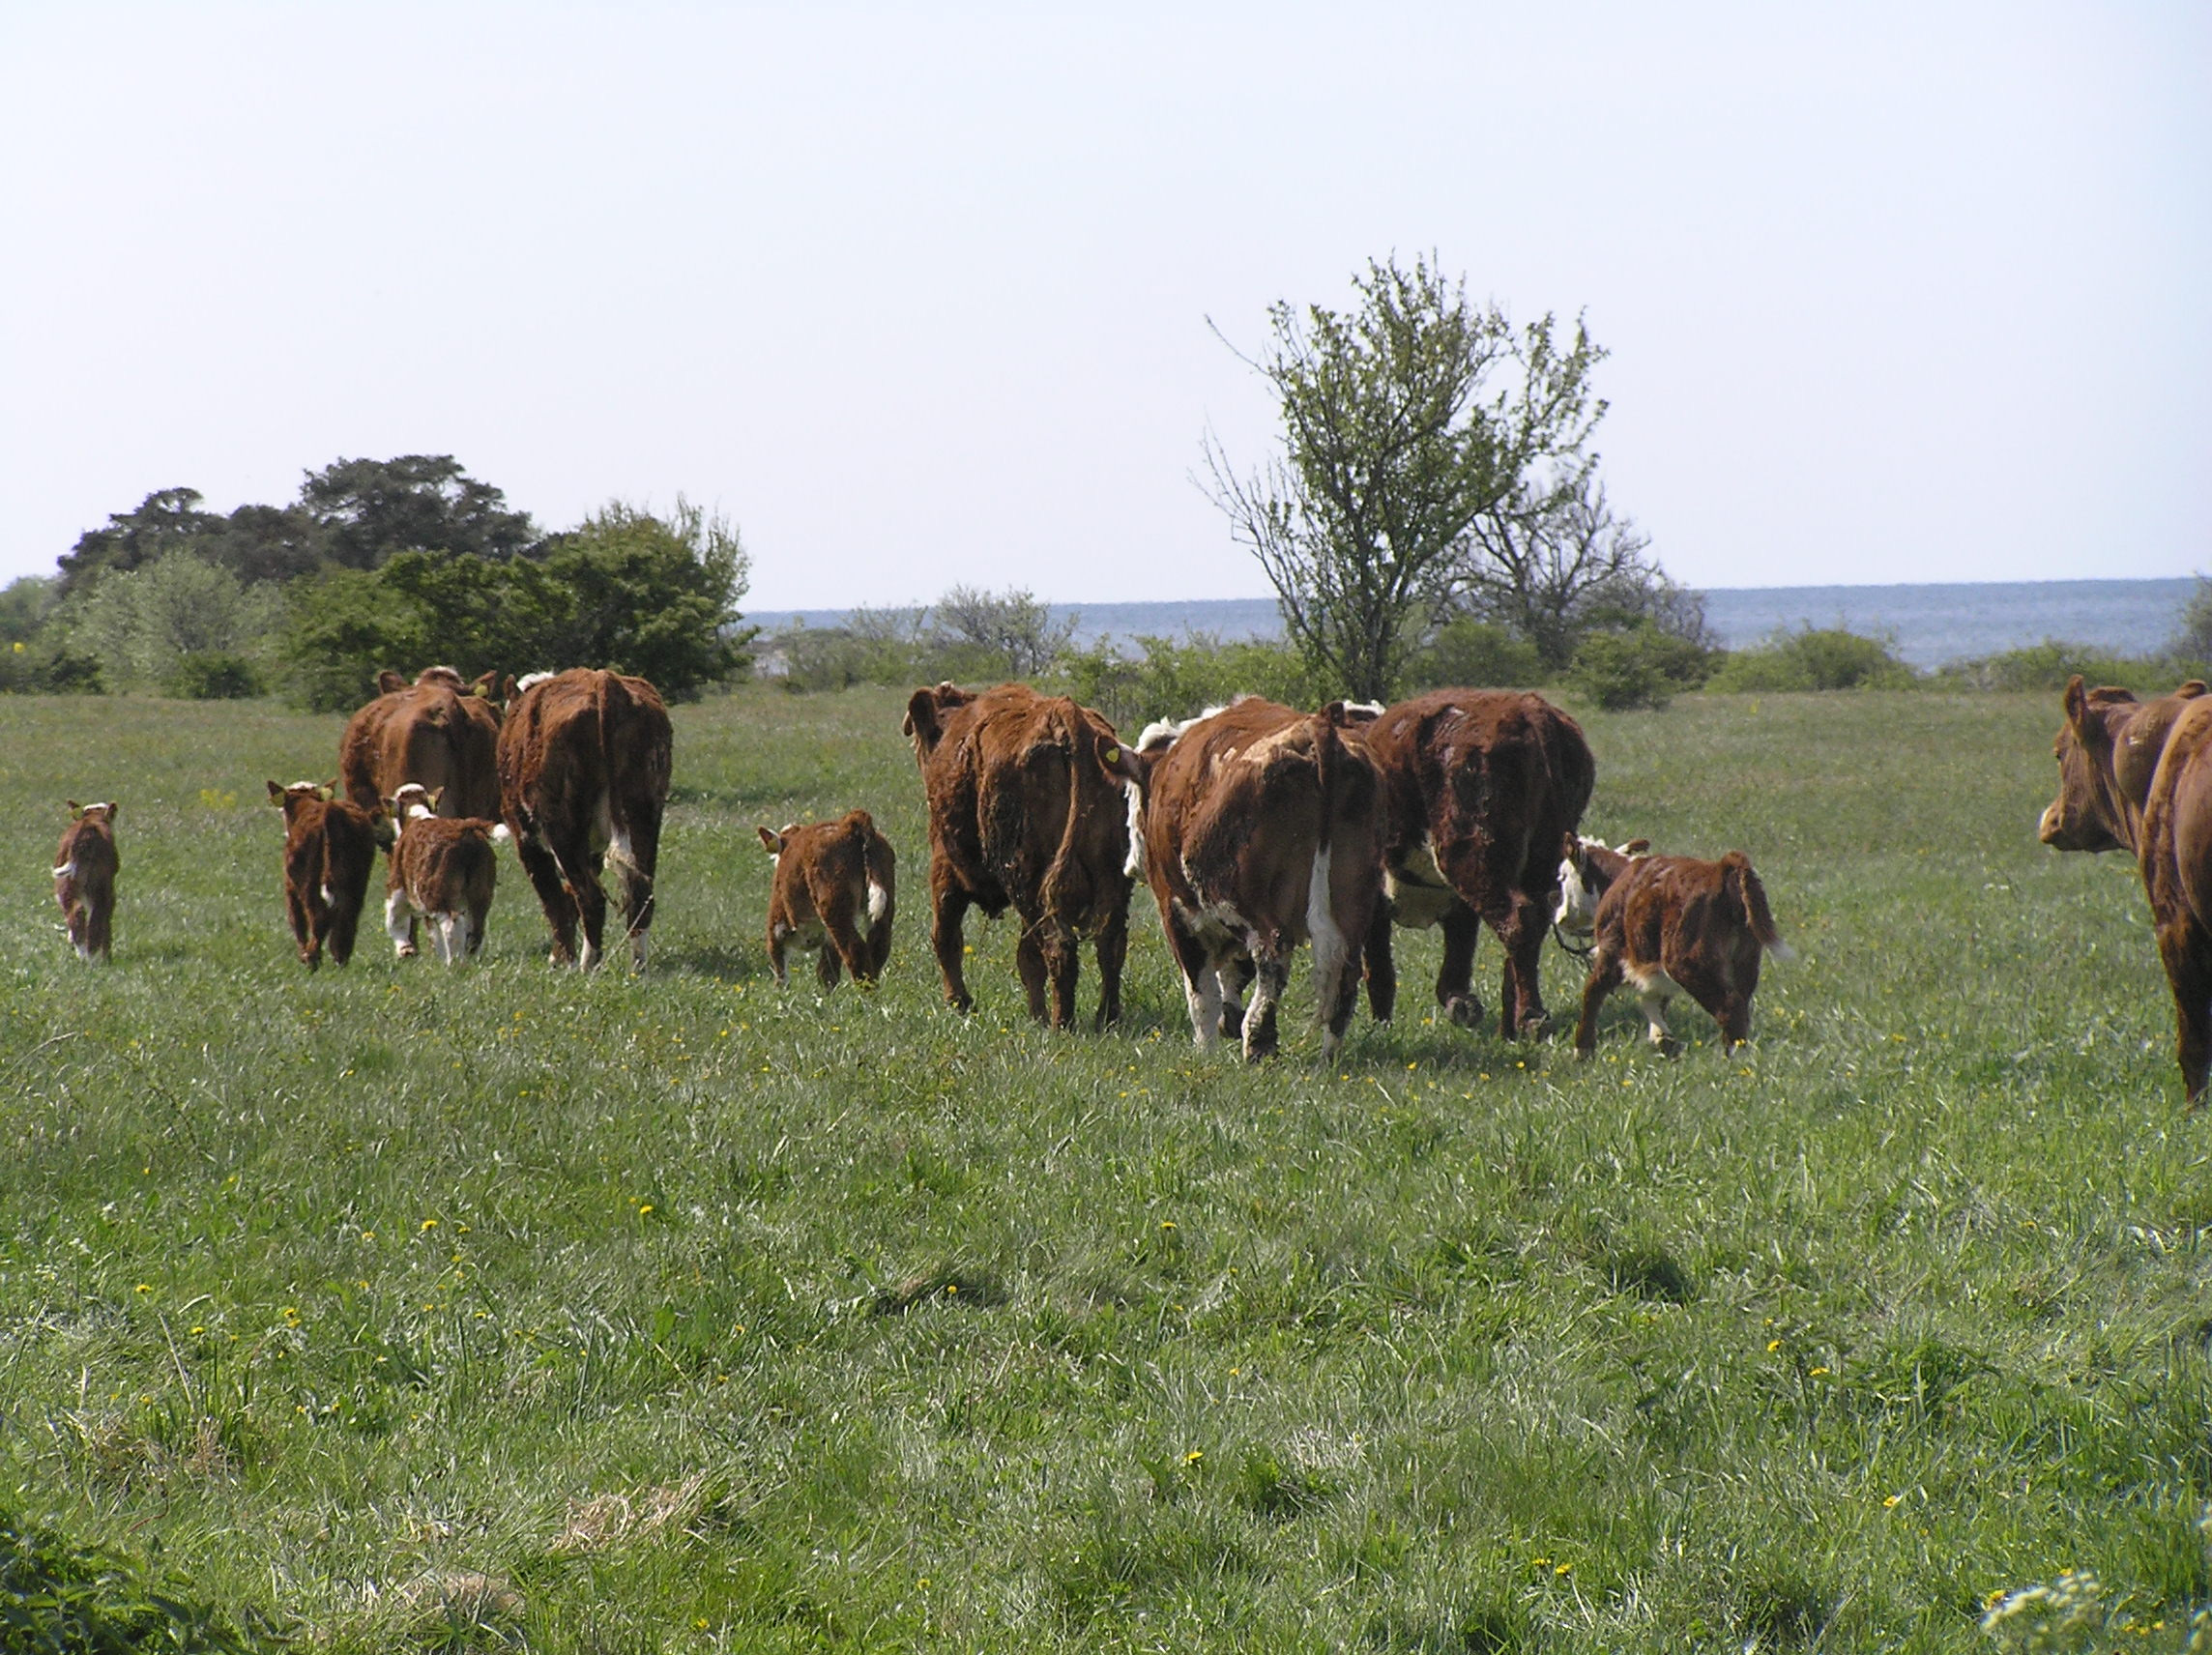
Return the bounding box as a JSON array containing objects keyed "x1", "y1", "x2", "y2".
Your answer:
[{"x1": 1724, "y1": 852, "x2": 1795, "y2": 962}]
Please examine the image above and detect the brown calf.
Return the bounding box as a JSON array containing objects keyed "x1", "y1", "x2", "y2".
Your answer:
[
  {"x1": 903, "y1": 682, "x2": 1135, "y2": 1028},
  {"x1": 1557, "y1": 836, "x2": 1791, "y2": 1056},
  {"x1": 52, "y1": 801, "x2": 119, "y2": 962},
  {"x1": 2040, "y1": 675, "x2": 2212, "y2": 1104},
  {"x1": 339, "y1": 666, "x2": 503, "y2": 822},
  {"x1": 383, "y1": 783, "x2": 509, "y2": 965},
  {"x1": 268, "y1": 779, "x2": 391, "y2": 970},
  {"x1": 498, "y1": 669, "x2": 673, "y2": 971},
  {"x1": 757, "y1": 810, "x2": 896, "y2": 989},
  {"x1": 1118, "y1": 698, "x2": 1384, "y2": 1063},
  {"x1": 1353, "y1": 689, "x2": 1595, "y2": 1037}
]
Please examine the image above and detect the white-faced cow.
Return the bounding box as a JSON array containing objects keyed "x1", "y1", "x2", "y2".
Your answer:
[
  {"x1": 757, "y1": 810, "x2": 895, "y2": 990},
  {"x1": 383, "y1": 783, "x2": 509, "y2": 965},
  {"x1": 2040, "y1": 675, "x2": 2212, "y2": 1105},
  {"x1": 903, "y1": 682, "x2": 1136, "y2": 1029},
  {"x1": 1116, "y1": 698, "x2": 1383, "y2": 1062},
  {"x1": 268, "y1": 779, "x2": 390, "y2": 970},
  {"x1": 53, "y1": 800, "x2": 119, "y2": 962},
  {"x1": 339, "y1": 666, "x2": 503, "y2": 822},
  {"x1": 498, "y1": 669, "x2": 673, "y2": 971},
  {"x1": 1557, "y1": 835, "x2": 1791, "y2": 1056},
  {"x1": 1352, "y1": 689, "x2": 1595, "y2": 1038}
]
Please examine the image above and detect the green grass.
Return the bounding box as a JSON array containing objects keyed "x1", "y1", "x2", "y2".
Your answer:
[{"x1": 1, "y1": 685, "x2": 2207, "y2": 1652}]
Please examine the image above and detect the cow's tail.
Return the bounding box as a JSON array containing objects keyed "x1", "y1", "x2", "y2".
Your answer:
[
  {"x1": 858, "y1": 811, "x2": 893, "y2": 926},
  {"x1": 1724, "y1": 852, "x2": 1795, "y2": 962},
  {"x1": 1035, "y1": 705, "x2": 1093, "y2": 943},
  {"x1": 1306, "y1": 704, "x2": 1355, "y2": 1030}
]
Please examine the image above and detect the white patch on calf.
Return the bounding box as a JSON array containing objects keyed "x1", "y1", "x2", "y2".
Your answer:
[
  {"x1": 1305, "y1": 842, "x2": 1349, "y2": 1027},
  {"x1": 490, "y1": 824, "x2": 514, "y2": 848},
  {"x1": 1555, "y1": 856, "x2": 1596, "y2": 933},
  {"x1": 866, "y1": 880, "x2": 890, "y2": 924},
  {"x1": 52, "y1": 860, "x2": 74, "y2": 882},
  {"x1": 1121, "y1": 783, "x2": 1147, "y2": 879},
  {"x1": 515, "y1": 671, "x2": 555, "y2": 692},
  {"x1": 320, "y1": 885, "x2": 335, "y2": 907},
  {"x1": 1182, "y1": 965, "x2": 1223, "y2": 1050},
  {"x1": 385, "y1": 888, "x2": 415, "y2": 955}
]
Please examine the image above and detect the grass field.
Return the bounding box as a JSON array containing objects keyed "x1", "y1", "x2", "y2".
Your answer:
[{"x1": 1, "y1": 684, "x2": 2207, "y2": 1652}]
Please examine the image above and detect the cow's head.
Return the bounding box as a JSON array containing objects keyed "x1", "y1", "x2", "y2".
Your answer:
[
  {"x1": 387, "y1": 783, "x2": 442, "y2": 823},
  {"x1": 2041, "y1": 676, "x2": 2141, "y2": 854},
  {"x1": 1555, "y1": 833, "x2": 1648, "y2": 934},
  {"x1": 267, "y1": 779, "x2": 330, "y2": 822},
  {"x1": 416, "y1": 665, "x2": 467, "y2": 691},
  {"x1": 66, "y1": 799, "x2": 118, "y2": 828},
  {"x1": 902, "y1": 682, "x2": 975, "y2": 759}
]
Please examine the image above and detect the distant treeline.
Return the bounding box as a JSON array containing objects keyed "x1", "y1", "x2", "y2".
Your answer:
[
  {"x1": 0, "y1": 456, "x2": 751, "y2": 709},
  {"x1": 759, "y1": 590, "x2": 2212, "y2": 722}
]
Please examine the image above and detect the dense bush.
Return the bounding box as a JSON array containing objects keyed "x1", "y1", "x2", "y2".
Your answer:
[
  {"x1": 55, "y1": 555, "x2": 281, "y2": 695},
  {"x1": 1568, "y1": 624, "x2": 1717, "y2": 711},
  {"x1": 168, "y1": 651, "x2": 266, "y2": 700},
  {"x1": 1930, "y1": 639, "x2": 2208, "y2": 695},
  {"x1": 0, "y1": 638, "x2": 102, "y2": 694},
  {"x1": 1401, "y1": 618, "x2": 1546, "y2": 693},
  {"x1": 282, "y1": 500, "x2": 751, "y2": 711},
  {"x1": 1054, "y1": 632, "x2": 1324, "y2": 732},
  {"x1": 1705, "y1": 626, "x2": 1916, "y2": 693},
  {"x1": 0, "y1": 1510, "x2": 274, "y2": 1652}
]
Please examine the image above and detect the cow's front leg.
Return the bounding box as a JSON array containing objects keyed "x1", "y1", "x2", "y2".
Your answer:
[
  {"x1": 1573, "y1": 951, "x2": 1623, "y2": 1057},
  {"x1": 2157, "y1": 922, "x2": 2212, "y2": 1108},
  {"x1": 1435, "y1": 907, "x2": 1483, "y2": 1030},
  {"x1": 1496, "y1": 890, "x2": 1552, "y2": 1040},
  {"x1": 1362, "y1": 902, "x2": 1398, "y2": 1022},
  {"x1": 931, "y1": 875, "x2": 975, "y2": 1012},
  {"x1": 385, "y1": 887, "x2": 416, "y2": 959},
  {"x1": 1240, "y1": 949, "x2": 1290, "y2": 1062}
]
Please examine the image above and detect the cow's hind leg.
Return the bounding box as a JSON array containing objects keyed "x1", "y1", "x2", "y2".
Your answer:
[
  {"x1": 1217, "y1": 952, "x2": 1255, "y2": 1042},
  {"x1": 1240, "y1": 947, "x2": 1290, "y2": 1063},
  {"x1": 931, "y1": 873, "x2": 975, "y2": 1013},
  {"x1": 610, "y1": 801, "x2": 661, "y2": 972},
  {"x1": 1045, "y1": 929, "x2": 1082, "y2": 1031},
  {"x1": 1162, "y1": 909, "x2": 1222, "y2": 1049},
  {"x1": 385, "y1": 888, "x2": 417, "y2": 959},
  {"x1": 1362, "y1": 904, "x2": 1397, "y2": 1022},
  {"x1": 1091, "y1": 901, "x2": 1129, "y2": 1031},
  {"x1": 513, "y1": 832, "x2": 580, "y2": 966},
  {"x1": 547, "y1": 826, "x2": 608, "y2": 970},
  {"x1": 2157, "y1": 923, "x2": 2212, "y2": 1108},
  {"x1": 1495, "y1": 890, "x2": 1552, "y2": 1040},
  {"x1": 1573, "y1": 951, "x2": 1625, "y2": 1057},
  {"x1": 288, "y1": 887, "x2": 318, "y2": 970},
  {"x1": 816, "y1": 944, "x2": 844, "y2": 991},
  {"x1": 1435, "y1": 907, "x2": 1483, "y2": 1030}
]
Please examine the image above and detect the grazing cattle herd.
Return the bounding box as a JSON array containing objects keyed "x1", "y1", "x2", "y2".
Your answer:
[{"x1": 42, "y1": 660, "x2": 2212, "y2": 1105}]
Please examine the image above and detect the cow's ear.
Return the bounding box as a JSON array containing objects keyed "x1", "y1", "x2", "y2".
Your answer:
[
  {"x1": 267, "y1": 780, "x2": 285, "y2": 804},
  {"x1": 1622, "y1": 837, "x2": 1651, "y2": 857},
  {"x1": 470, "y1": 671, "x2": 498, "y2": 698},
  {"x1": 376, "y1": 669, "x2": 407, "y2": 695},
  {"x1": 1097, "y1": 739, "x2": 1150, "y2": 787},
  {"x1": 904, "y1": 688, "x2": 944, "y2": 751},
  {"x1": 756, "y1": 826, "x2": 782, "y2": 855},
  {"x1": 426, "y1": 787, "x2": 445, "y2": 811},
  {"x1": 2179, "y1": 681, "x2": 2209, "y2": 700},
  {"x1": 67, "y1": 800, "x2": 82, "y2": 819},
  {"x1": 2063, "y1": 675, "x2": 2096, "y2": 739}
]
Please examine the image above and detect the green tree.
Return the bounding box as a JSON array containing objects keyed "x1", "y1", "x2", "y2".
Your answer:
[
  {"x1": 1459, "y1": 478, "x2": 1674, "y2": 669},
  {"x1": 1205, "y1": 255, "x2": 1607, "y2": 701},
  {"x1": 62, "y1": 554, "x2": 283, "y2": 692},
  {"x1": 929, "y1": 585, "x2": 1076, "y2": 679},
  {"x1": 300, "y1": 454, "x2": 537, "y2": 569},
  {"x1": 57, "y1": 487, "x2": 224, "y2": 594}
]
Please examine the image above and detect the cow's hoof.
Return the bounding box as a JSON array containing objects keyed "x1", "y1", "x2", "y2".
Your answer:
[
  {"x1": 1446, "y1": 995, "x2": 1483, "y2": 1030},
  {"x1": 395, "y1": 944, "x2": 418, "y2": 960},
  {"x1": 1654, "y1": 1035, "x2": 1681, "y2": 1059},
  {"x1": 1517, "y1": 1010, "x2": 1553, "y2": 1041}
]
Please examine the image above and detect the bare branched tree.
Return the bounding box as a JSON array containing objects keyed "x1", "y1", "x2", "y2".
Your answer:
[
  {"x1": 932, "y1": 585, "x2": 1077, "y2": 679},
  {"x1": 1460, "y1": 478, "x2": 1663, "y2": 669},
  {"x1": 1204, "y1": 255, "x2": 1607, "y2": 701}
]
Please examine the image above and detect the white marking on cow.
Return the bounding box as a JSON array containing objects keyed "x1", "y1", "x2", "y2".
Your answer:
[
  {"x1": 1340, "y1": 700, "x2": 1385, "y2": 720},
  {"x1": 1182, "y1": 965, "x2": 1223, "y2": 1050},
  {"x1": 1555, "y1": 855, "x2": 1597, "y2": 933},
  {"x1": 1384, "y1": 836, "x2": 1458, "y2": 930},
  {"x1": 515, "y1": 671, "x2": 555, "y2": 692},
  {"x1": 385, "y1": 888, "x2": 415, "y2": 955},
  {"x1": 866, "y1": 880, "x2": 890, "y2": 924},
  {"x1": 1122, "y1": 783, "x2": 1147, "y2": 879},
  {"x1": 1305, "y1": 842, "x2": 1350, "y2": 1030},
  {"x1": 578, "y1": 936, "x2": 600, "y2": 972},
  {"x1": 490, "y1": 824, "x2": 514, "y2": 848},
  {"x1": 629, "y1": 930, "x2": 649, "y2": 972},
  {"x1": 320, "y1": 884, "x2": 335, "y2": 907},
  {"x1": 1765, "y1": 939, "x2": 1798, "y2": 964},
  {"x1": 52, "y1": 860, "x2": 74, "y2": 882}
]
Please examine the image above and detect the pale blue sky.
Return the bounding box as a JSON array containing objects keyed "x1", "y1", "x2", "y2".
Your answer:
[{"x1": 2, "y1": 3, "x2": 2203, "y2": 608}]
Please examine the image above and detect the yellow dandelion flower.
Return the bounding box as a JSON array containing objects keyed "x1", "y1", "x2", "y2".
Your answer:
[{"x1": 1767, "y1": 1339, "x2": 1782, "y2": 1351}]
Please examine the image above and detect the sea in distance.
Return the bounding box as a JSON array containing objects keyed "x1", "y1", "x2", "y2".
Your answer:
[{"x1": 751, "y1": 578, "x2": 2197, "y2": 672}]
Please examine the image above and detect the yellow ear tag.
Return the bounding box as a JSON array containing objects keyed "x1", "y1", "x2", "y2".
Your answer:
[{"x1": 1104, "y1": 746, "x2": 1120, "y2": 765}]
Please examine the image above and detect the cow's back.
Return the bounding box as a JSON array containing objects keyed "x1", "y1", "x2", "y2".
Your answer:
[
  {"x1": 1368, "y1": 689, "x2": 1593, "y2": 879},
  {"x1": 2144, "y1": 698, "x2": 2212, "y2": 934},
  {"x1": 342, "y1": 684, "x2": 501, "y2": 819}
]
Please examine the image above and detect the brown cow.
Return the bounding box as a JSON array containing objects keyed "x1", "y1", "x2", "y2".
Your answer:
[
  {"x1": 902, "y1": 682, "x2": 1135, "y2": 1028},
  {"x1": 1353, "y1": 689, "x2": 1596, "y2": 1037},
  {"x1": 383, "y1": 784, "x2": 508, "y2": 964},
  {"x1": 52, "y1": 800, "x2": 119, "y2": 962},
  {"x1": 2040, "y1": 675, "x2": 2212, "y2": 1104},
  {"x1": 498, "y1": 669, "x2": 673, "y2": 971},
  {"x1": 1117, "y1": 698, "x2": 1383, "y2": 1062},
  {"x1": 756, "y1": 810, "x2": 896, "y2": 989},
  {"x1": 1557, "y1": 835, "x2": 1791, "y2": 1056},
  {"x1": 268, "y1": 779, "x2": 391, "y2": 970},
  {"x1": 338, "y1": 666, "x2": 503, "y2": 823}
]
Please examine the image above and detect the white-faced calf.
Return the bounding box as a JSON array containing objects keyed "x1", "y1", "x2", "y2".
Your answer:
[
  {"x1": 269, "y1": 780, "x2": 391, "y2": 970},
  {"x1": 1557, "y1": 834, "x2": 1791, "y2": 1056},
  {"x1": 384, "y1": 783, "x2": 509, "y2": 965},
  {"x1": 757, "y1": 810, "x2": 895, "y2": 989},
  {"x1": 53, "y1": 801, "x2": 119, "y2": 962}
]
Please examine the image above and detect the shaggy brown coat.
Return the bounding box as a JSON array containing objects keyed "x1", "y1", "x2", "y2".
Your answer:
[
  {"x1": 338, "y1": 666, "x2": 503, "y2": 822},
  {"x1": 383, "y1": 784, "x2": 505, "y2": 965},
  {"x1": 497, "y1": 669, "x2": 672, "y2": 970},
  {"x1": 757, "y1": 810, "x2": 896, "y2": 990},
  {"x1": 268, "y1": 779, "x2": 390, "y2": 970},
  {"x1": 53, "y1": 801, "x2": 119, "y2": 962},
  {"x1": 903, "y1": 681, "x2": 1134, "y2": 1028},
  {"x1": 1353, "y1": 689, "x2": 1594, "y2": 1037}
]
